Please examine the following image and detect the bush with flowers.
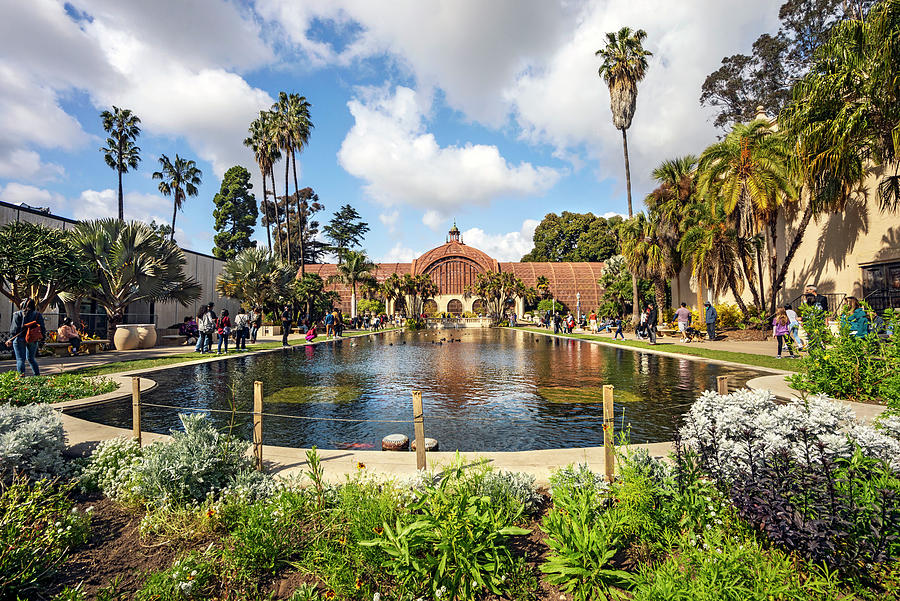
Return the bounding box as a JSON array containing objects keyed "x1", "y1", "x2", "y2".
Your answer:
[{"x1": 0, "y1": 402, "x2": 69, "y2": 480}]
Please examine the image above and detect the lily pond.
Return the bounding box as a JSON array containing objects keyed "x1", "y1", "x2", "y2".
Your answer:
[{"x1": 70, "y1": 329, "x2": 762, "y2": 451}]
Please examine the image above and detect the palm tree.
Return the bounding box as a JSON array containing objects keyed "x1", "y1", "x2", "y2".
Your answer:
[
  {"x1": 244, "y1": 111, "x2": 282, "y2": 254},
  {"x1": 327, "y1": 250, "x2": 376, "y2": 318},
  {"x1": 271, "y1": 94, "x2": 296, "y2": 264},
  {"x1": 596, "y1": 26, "x2": 652, "y2": 323},
  {"x1": 216, "y1": 247, "x2": 294, "y2": 310},
  {"x1": 72, "y1": 219, "x2": 201, "y2": 343},
  {"x1": 379, "y1": 273, "x2": 403, "y2": 315},
  {"x1": 152, "y1": 154, "x2": 202, "y2": 243},
  {"x1": 535, "y1": 275, "x2": 552, "y2": 300},
  {"x1": 99, "y1": 107, "x2": 142, "y2": 221},
  {"x1": 697, "y1": 120, "x2": 796, "y2": 314},
  {"x1": 619, "y1": 213, "x2": 671, "y2": 311}
]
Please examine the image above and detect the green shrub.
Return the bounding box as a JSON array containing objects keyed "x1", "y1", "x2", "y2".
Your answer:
[
  {"x1": 0, "y1": 403, "x2": 68, "y2": 480},
  {"x1": 0, "y1": 476, "x2": 91, "y2": 598},
  {"x1": 713, "y1": 303, "x2": 744, "y2": 329},
  {"x1": 362, "y1": 462, "x2": 530, "y2": 600},
  {"x1": 134, "y1": 413, "x2": 262, "y2": 507},
  {"x1": 789, "y1": 306, "x2": 900, "y2": 406},
  {"x1": 0, "y1": 371, "x2": 117, "y2": 405},
  {"x1": 223, "y1": 490, "x2": 309, "y2": 576},
  {"x1": 537, "y1": 298, "x2": 567, "y2": 313},
  {"x1": 135, "y1": 550, "x2": 219, "y2": 601},
  {"x1": 356, "y1": 298, "x2": 384, "y2": 315},
  {"x1": 79, "y1": 436, "x2": 143, "y2": 501}
]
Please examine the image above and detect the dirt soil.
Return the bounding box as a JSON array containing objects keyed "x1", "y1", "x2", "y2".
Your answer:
[
  {"x1": 715, "y1": 328, "x2": 769, "y2": 342},
  {"x1": 43, "y1": 495, "x2": 188, "y2": 600}
]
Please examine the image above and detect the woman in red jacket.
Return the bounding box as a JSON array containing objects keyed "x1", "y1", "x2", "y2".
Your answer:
[{"x1": 216, "y1": 309, "x2": 231, "y2": 354}]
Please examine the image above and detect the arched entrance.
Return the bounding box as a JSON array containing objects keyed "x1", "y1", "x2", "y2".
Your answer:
[
  {"x1": 447, "y1": 299, "x2": 463, "y2": 315},
  {"x1": 423, "y1": 299, "x2": 438, "y2": 316},
  {"x1": 472, "y1": 299, "x2": 485, "y2": 314}
]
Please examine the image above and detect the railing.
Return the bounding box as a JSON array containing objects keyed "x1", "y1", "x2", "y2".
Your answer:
[{"x1": 863, "y1": 289, "x2": 900, "y2": 314}]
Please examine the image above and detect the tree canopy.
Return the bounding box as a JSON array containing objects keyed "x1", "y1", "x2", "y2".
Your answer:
[
  {"x1": 521, "y1": 212, "x2": 622, "y2": 263},
  {"x1": 212, "y1": 166, "x2": 258, "y2": 261},
  {"x1": 323, "y1": 204, "x2": 370, "y2": 261}
]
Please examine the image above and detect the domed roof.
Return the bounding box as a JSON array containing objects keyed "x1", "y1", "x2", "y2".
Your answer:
[{"x1": 411, "y1": 241, "x2": 499, "y2": 275}]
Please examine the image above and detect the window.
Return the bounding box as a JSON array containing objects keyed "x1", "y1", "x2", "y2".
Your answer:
[{"x1": 447, "y1": 299, "x2": 463, "y2": 315}]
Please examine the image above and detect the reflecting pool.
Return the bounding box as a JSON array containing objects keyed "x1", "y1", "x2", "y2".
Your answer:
[{"x1": 70, "y1": 329, "x2": 762, "y2": 451}]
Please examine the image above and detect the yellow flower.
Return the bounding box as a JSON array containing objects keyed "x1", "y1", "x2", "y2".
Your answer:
[
  {"x1": 355, "y1": 578, "x2": 363, "y2": 590},
  {"x1": 325, "y1": 591, "x2": 336, "y2": 599},
  {"x1": 373, "y1": 526, "x2": 383, "y2": 535},
  {"x1": 357, "y1": 462, "x2": 366, "y2": 469}
]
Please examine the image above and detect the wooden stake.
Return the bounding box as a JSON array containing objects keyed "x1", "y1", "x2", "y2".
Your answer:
[
  {"x1": 717, "y1": 375, "x2": 729, "y2": 395},
  {"x1": 253, "y1": 381, "x2": 263, "y2": 471},
  {"x1": 603, "y1": 384, "x2": 615, "y2": 483},
  {"x1": 412, "y1": 391, "x2": 426, "y2": 470},
  {"x1": 131, "y1": 377, "x2": 141, "y2": 447}
]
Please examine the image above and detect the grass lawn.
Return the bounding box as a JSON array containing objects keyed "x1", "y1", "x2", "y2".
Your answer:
[
  {"x1": 0, "y1": 371, "x2": 118, "y2": 404},
  {"x1": 512, "y1": 326, "x2": 800, "y2": 371},
  {"x1": 73, "y1": 329, "x2": 396, "y2": 377}
]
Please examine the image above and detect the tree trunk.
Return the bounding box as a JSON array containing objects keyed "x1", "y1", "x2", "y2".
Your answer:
[
  {"x1": 766, "y1": 217, "x2": 779, "y2": 316},
  {"x1": 769, "y1": 203, "x2": 814, "y2": 312},
  {"x1": 117, "y1": 138, "x2": 124, "y2": 221},
  {"x1": 170, "y1": 192, "x2": 179, "y2": 243},
  {"x1": 283, "y1": 159, "x2": 292, "y2": 264},
  {"x1": 351, "y1": 282, "x2": 357, "y2": 319},
  {"x1": 622, "y1": 128, "x2": 640, "y2": 325},
  {"x1": 291, "y1": 149, "x2": 305, "y2": 277},
  {"x1": 737, "y1": 239, "x2": 762, "y2": 309},
  {"x1": 261, "y1": 168, "x2": 272, "y2": 253},
  {"x1": 727, "y1": 275, "x2": 749, "y2": 317},
  {"x1": 653, "y1": 277, "x2": 666, "y2": 314},
  {"x1": 755, "y1": 240, "x2": 766, "y2": 313},
  {"x1": 270, "y1": 170, "x2": 282, "y2": 260}
]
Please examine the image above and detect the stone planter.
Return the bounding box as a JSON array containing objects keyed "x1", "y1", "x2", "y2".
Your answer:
[
  {"x1": 263, "y1": 325, "x2": 281, "y2": 336},
  {"x1": 381, "y1": 434, "x2": 409, "y2": 451},
  {"x1": 113, "y1": 324, "x2": 157, "y2": 350}
]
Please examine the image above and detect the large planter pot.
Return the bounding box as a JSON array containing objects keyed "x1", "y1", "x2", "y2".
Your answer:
[
  {"x1": 113, "y1": 324, "x2": 140, "y2": 350},
  {"x1": 136, "y1": 324, "x2": 158, "y2": 348}
]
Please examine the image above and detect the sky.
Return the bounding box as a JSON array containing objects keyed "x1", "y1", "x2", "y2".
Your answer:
[{"x1": 0, "y1": 0, "x2": 782, "y2": 262}]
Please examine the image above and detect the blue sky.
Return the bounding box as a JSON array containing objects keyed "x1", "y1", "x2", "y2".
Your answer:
[{"x1": 0, "y1": 0, "x2": 781, "y2": 262}]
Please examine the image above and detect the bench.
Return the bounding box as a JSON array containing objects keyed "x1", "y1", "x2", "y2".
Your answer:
[
  {"x1": 161, "y1": 334, "x2": 188, "y2": 346},
  {"x1": 45, "y1": 339, "x2": 110, "y2": 357}
]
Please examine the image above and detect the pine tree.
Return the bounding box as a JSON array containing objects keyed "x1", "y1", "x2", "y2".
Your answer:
[
  {"x1": 323, "y1": 204, "x2": 370, "y2": 262},
  {"x1": 212, "y1": 166, "x2": 258, "y2": 261}
]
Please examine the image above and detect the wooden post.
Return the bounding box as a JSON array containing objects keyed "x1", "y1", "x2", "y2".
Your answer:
[
  {"x1": 603, "y1": 384, "x2": 615, "y2": 483},
  {"x1": 412, "y1": 391, "x2": 426, "y2": 471},
  {"x1": 253, "y1": 381, "x2": 263, "y2": 471},
  {"x1": 131, "y1": 377, "x2": 142, "y2": 447},
  {"x1": 717, "y1": 375, "x2": 729, "y2": 395}
]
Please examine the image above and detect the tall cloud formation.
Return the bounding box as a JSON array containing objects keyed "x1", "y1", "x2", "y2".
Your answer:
[{"x1": 338, "y1": 85, "x2": 562, "y2": 215}]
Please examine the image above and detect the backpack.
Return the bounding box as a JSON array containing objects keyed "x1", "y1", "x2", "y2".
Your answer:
[{"x1": 21, "y1": 311, "x2": 43, "y2": 343}]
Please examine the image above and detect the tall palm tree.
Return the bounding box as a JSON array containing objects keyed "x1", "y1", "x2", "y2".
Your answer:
[
  {"x1": 271, "y1": 93, "x2": 296, "y2": 264},
  {"x1": 327, "y1": 250, "x2": 376, "y2": 318},
  {"x1": 152, "y1": 154, "x2": 202, "y2": 242},
  {"x1": 100, "y1": 107, "x2": 142, "y2": 221},
  {"x1": 619, "y1": 213, "x2": 671, "y2": 311},
  {"x1": 597, "y1": 26, "x2": 652, "y2": 323},
  {"x1": 286, "y1": 93, "x2": 314, "y2": 276},
  {"x1": 244, "y1": 111, "x2": 282, "y2": 254},
  {"x1": 697, "y1": 120, "x2": 796, "y2": 314}
]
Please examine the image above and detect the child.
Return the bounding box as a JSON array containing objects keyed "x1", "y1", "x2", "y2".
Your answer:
[
  {"x1": 772, "y1": 307, "x2": 796, "y2": 358},
  {"x1": 305, "y1": 324, "x2": 317, "y2": 342}
]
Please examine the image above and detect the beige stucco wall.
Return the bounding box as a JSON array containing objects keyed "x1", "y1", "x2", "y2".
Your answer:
[{"x1": 671, "y1": 164, "x2": 900, "y2": 311}]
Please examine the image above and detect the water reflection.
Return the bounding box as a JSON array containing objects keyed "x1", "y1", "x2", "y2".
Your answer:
[{"x1": 70, "y1": 329, "x2": 761, "y2": 452}]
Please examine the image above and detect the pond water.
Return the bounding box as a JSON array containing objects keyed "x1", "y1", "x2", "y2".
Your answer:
[{"x1": 70, "y1": 329, "x2": 762, "y2": 451}]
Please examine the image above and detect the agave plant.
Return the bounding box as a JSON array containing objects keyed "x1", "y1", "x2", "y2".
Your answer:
[{"x1": 72, "y1": 219, "x2": 201, "y2": 332}]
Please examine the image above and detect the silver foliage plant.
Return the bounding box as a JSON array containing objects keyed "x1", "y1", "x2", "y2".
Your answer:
[
  {"x1": 0, "y1": 403, "x2": 68, "y2": 480},
  {"x1": 681, "y1": 388, "x2": 900, "y2": 477}
]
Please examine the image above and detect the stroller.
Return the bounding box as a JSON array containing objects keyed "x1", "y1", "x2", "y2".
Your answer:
[{"x1": 684, "y1": 326, "x2": 705, "y2": 343}]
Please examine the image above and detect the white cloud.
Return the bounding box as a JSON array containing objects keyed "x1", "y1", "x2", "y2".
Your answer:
[
  {"x1": 338, "y1": 86, "x2": 562, "y2": 212},
  {"x1": 0, "y1": 182, "x2": 66, "y2": 210},
  {"x1": 422, "y1": 210, "x2": 444, "y2": 231},
  {"x1": 378, "y1": 241, "x2": 419, "y2": 263},
  {"x1": 461, "y1": 219, "x2": 539, "y2": 262},
  {"x1": 600, "y1": 211, "x2": 627, "y2": 220},
  {"x1": 0, "y1": 148, "x2": 65, "y2": 182},
  {"x1": 378, "y1": 209, "x2": 400, "y2": 232}
]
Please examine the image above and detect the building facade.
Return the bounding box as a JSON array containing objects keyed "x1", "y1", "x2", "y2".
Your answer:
[{"x1": 307, "y1": 224, "x2": 606, "y2": 317}]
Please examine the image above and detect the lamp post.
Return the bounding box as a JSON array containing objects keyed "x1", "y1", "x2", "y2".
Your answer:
[{"x1": 576, "y1": 292, "x2": 581, "y2": 323}]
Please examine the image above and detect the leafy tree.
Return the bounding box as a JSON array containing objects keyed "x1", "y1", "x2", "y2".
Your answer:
[
  {"x1": 597, "y1": 255, "x2": 652, "y2": 318},
  {"x1": 100, "y1": 106, "x2": 141, "y2": 221},
  {"x1": 324, "y1": 204, "x2": 370, "y2": 261},
  {"x1": 276, "y1": 188, "x2": 326, "y2": 266},
  {"x1": 215, "y1": 248, "x2": 293, "y2": 310},
  {"x1": 212, "y1": 166, "x2": 258, "y2": 261},
  {"x1": 147, "y1": 220, "x2": 173, "y2": 239},
  {"x1": 356, "y1": 298, "x2": 384, "y2": 315},
  {"x1": 0, "y1": 222, "x2": 93, "y2": 312},
  {"x1": 327, "y1": 250, "x2": 377, "y2": 318},
  {"x1": 152, "y1": 154, "x2": 202, "y2": 242},
  {"x1": 466, "y1": 272, "x2": 531, "y2": 324},
  {"x1": 293, "y1": 273, "x2": 339, "y2": 321},
  {"x1": 71, "y1": 219, "x2": 201, "y2": 334},
  {"x1": 596, "y1": 26, "x2": 651, "y2": 325},
  {"x1": 700, "y1": 0, "x2": 874, "y2": 128},
  {"x1": 521, "y1": 212, "x2": 621, "y2": 262}
]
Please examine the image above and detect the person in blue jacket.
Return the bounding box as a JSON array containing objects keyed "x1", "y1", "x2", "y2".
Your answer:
[{"x1": 704, "y1": 301, "x2": 717, "y2": 341}]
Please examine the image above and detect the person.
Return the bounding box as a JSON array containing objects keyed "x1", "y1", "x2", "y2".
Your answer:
[
  {"x1": 334, "y1": 310, "x2": 344, "y2": 337},
  {"x1": 216, "y1": 309, "x2": 231, "y2": 354},
  {"x1": 179, "y1": 316, "x2": 197, "y2": 345},
  {"x1": 803, "y1": 284, "x2": 829, "y2": 313},
  {"x1": 305, "y1": 323, "x2": 317, "y2": 342},
  {"x1": 647, "y1": 302, "x2": 658, "y2": 345},
  {"x1": 784, "y1": 303, "x2": 805, "y2": 351},
  {"x1": 704, "y1": 301, "x2": 717, "y2": 341},
  {"x1": 233, "y1": 307, "x2": 249, "y2": 350},
  {"x1": 195, "y1": 306, "x2": 213, "y2": 353},
  {"x1": 281, "y1": 305, "x2": 292, "y2": 347},
  {"x1": 637, "y1": 309, "x2": 648, "y2": 339},
  {"x1": 772, "y1": 306, "x2": 796, "y2": 358},
  {"x1": 57, "y1": 317, "x2": 81, "y2": 355},
  {"x1": 588, "y1": 310, "x2": 597, "y2": 333},
  {"x1": 6, "y1": 298, "x2": 46, "y2": 375},
  {"x1": 614, "y1": 316, "x2": 625, "y2": 340},
  {"x1": 674, "y1": 302, "x2": 691, "y2": 343},
  {"x1": 510, "y1": 312, "x2": 517, "y2": 327},
  {"x1": 249, "y1": 306, "x2": 262, "y2": 344},
  {"x1": 324, "y1": 309, "x2": 335, "y2": 339},
  {"x1": 842, "y1": 296, "x2": 869, "y2": 337}
]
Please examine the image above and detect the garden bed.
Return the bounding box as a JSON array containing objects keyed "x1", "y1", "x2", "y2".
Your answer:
[{"x1": 0, "y1": 371, "x2": 117, "y2": 405}]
